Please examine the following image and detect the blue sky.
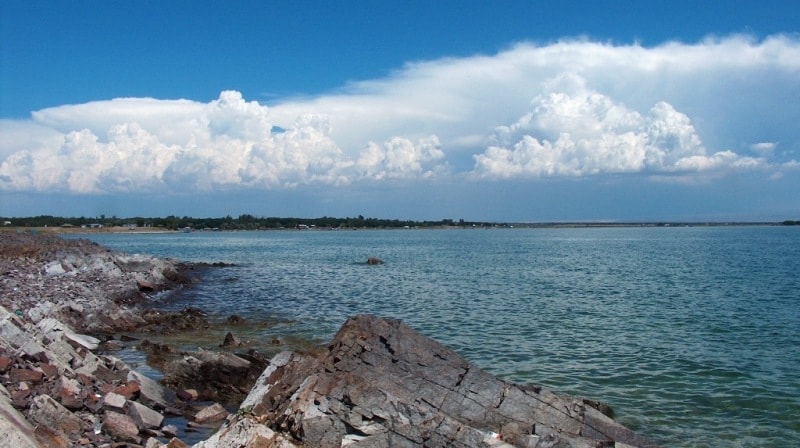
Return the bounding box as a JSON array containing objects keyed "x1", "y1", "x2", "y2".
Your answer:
[{"x1": 1, "y1": 1, "x2": 799, "y2": 221}]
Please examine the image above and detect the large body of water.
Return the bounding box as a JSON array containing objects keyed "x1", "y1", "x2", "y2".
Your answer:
[{"x1": 75, "y1": 226, "x2": 799, "y2": 447}]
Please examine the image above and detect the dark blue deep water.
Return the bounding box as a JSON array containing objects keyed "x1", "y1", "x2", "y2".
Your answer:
[{"x1": 76, "y1": 226, "x2": 800, "y2": 447}]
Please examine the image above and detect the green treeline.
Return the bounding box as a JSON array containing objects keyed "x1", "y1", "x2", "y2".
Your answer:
[
  {"x1": 2, "y1": 215, "x2": 796, "y2": 230},
  {"x1": 0, "y1": 214, "x2": 493, "y2": 230}
]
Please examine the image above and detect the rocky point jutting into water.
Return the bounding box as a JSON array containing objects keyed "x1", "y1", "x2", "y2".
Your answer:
[{"x1": 0, "y1": 231, "x2": 659, "y2": 447}]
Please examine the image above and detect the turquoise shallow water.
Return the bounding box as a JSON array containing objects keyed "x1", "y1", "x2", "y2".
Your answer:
[{"x1": 77, "y1": 226, "x2": 800, "y2": 447}]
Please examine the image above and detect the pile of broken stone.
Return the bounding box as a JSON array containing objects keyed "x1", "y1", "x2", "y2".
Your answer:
[
  {"x1": 1, "y1": 231, "x2": 661, "y2": 447},
  {"x1": 0, "y1": 231, "x2": 226, "y2": 447}
]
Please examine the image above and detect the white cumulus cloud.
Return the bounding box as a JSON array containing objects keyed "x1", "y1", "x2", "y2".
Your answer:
[
  {"x1": 0, "y1": 91, "x2": 448, "y2": 193},
  {"x1": 1, "y1": 35, "x2": 799, "y2": 196},
  {"x1": 355, "y1": 136, "x2": 445, "y2": 180},
  {"x1": 472, "y1": 74, "x2": 768, "y2": 179}
]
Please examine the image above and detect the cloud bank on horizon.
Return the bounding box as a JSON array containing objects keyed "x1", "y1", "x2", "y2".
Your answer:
[{"x1": 1, "y1": 35, "x2": 799, "y2": 199}]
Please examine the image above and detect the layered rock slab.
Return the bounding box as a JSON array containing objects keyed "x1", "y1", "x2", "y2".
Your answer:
[{"x1": 201, "y1": 315, "x2": 659, "y2": 448}]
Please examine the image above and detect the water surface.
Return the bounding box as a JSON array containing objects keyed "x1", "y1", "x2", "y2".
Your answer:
[{"x1": 76, "y1": 226, "x2": 800, "y2": 447}]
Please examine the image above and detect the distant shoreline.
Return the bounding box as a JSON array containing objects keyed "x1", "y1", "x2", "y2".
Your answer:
[
  {"x1": 0, "y1": 226, "x2": 177, "y2": 234},
  {"x1": 0, "y1": 220, "x2": 793, "y2": 235}
]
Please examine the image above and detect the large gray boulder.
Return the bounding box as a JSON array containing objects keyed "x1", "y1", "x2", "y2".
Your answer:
[{"x1": 199, "y1": 315, "x2": 659, "y2": 448}]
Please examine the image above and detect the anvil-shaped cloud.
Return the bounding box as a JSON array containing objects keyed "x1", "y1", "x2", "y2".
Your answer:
[{"x1": 1, "y1": 35, "x2": 798, "y2": 196}]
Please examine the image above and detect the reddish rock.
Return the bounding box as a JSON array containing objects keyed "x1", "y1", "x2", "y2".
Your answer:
[
  {"x1": 76, "y1": 372, "x2": 94, "y2": 386},
  {"x1": 39, "y1": 362, "x2": 59, "y2": 378},
  {"x1": 113, "y1": 381, "x2": 141, "y2": 400},
  {"x1": 33, "y1": 425, "x2": 71, "y2": 448},
  {"x1": 11, "y1": 388, "x2": 32, "y2": 408},
  {"x1": 9, "y1": 367, "x2": 44, "y2": 383},
  {"x1": 0, "y1": 355, "x2": 13, "y2": 372},
  {"x1": 102, "y1": 411, "x2": 141, "y2": 444},
  {"x1": 176, "y1": 388, "x2": 199, "y2": 401},
  {"x1": 35, "y1": 351, "x2": 50, "y2": 364},
  {"x1": 85, "y1": 392, "x2": 104, "y2": 413},
  {"x1": 166, "y1": 437, "x2": 190, "y2": 448},
  {"x1": 56, "y1": 376, "x2": 84, "y2": 410}
]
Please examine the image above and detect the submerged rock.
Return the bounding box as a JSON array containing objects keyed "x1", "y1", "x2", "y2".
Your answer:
[
  {"x1": 221, "y1": 331, "x2": 244, "y2": 347},
  {"x1": 0, "y1": 232, "x2": 661, "y2": 447},
  {"x1": 202, "y1": 315, "x2": 659, "y2": 447},
  {"x1": 161, "y1": 348, "x2": 267, "y2": 404}
]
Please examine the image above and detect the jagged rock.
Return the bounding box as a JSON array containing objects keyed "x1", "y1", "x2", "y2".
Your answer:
[
  {"x1": 137, "y1": 278, "x2": 156, "y2": 292},
  {"x1": 9, "y1": 367, "x2": 44, "y2": 384},
  {"x1": 39, "y1": 362, "x2": 59, "y2": 378},
  {"x1": 1, "y1": 232, "x2": 664, "y2": 447},
  {"x1": 140, "y1": 308, "x2": 210, "y2": 334},
  {"x1": 112, "y1": 381, "x2": 142, "y2": 400},
  {"x1": 101, "y1": 339, "x2": 125, "y2": 351},
  {"x1": 194, "y1": 402, "x2": 229, "y2": 424},
  {"x1": 162, "y1": 424, "x2": 179, "y2": 437},
  {"x1": 221, "y1": 331, "x2": 243, "y2": 347},
  {"x1": 0, "y1": 232, "x2": 201, "y2": 445},
  {"x1": 55, "y1": 376, "x2": 84, "y2": 409},
  {"x1": 137, "y1": 339, "x2": 179, "y2": 370},
  {"x1": 38, "y1": 317, "x2": 101, "y2": 351},
  {"x1": 0, "y1": 355, "x2": 13, "y2": 372},
  {"x1": 103, "y1": 391, "x2": 127, "y2": 411},
  {"x1": 208, "y1": 315, "x2": 659, "y2": 448},
  {"x1": 28, "y1": 394, "x2": 84, "y2": 437},
  {"x1": 45, "y1": 260, "x2": 67, "y2": 276},
  {"x1": 177, "y1": 388, "x2": 199, "y2": 401},
  {"x1": 127, "y1": 400, "x2": 165, "y2": 430},
  {"x1": 0, "y1": 383, "x2": 41, "y2": 447},
  {"x1": 128, "y1": 370, "x2": 172, "y2": 410},
  {"x1": 366, "y1": 257, "x2": 384, "y2": 265},
  {"x1": 103, "y1": 410, "x2": 141, "y2": 443},
  {"x1": 193, "y1": 417, "x2": 298, "y2": 448},
  {"x1": 145, "y1": 437, "x2": 166, "y2": 448},
  {"x1": 167, "y1": 437, "x2": 191, "y2": 448}
]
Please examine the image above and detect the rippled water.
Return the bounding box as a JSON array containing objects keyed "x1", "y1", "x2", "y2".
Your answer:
[{"x1": 76, "y1": 226, "x2": 800, "y2": 447}]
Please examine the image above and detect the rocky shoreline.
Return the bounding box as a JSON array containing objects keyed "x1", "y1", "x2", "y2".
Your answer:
[{"x1": 1, "y1": 231, "x2": 659, "y2": 447}]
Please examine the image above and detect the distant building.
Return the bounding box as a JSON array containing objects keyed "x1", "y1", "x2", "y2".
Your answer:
[{"x1": 2, "y1": 221, "x2": 10, "y2": 226}]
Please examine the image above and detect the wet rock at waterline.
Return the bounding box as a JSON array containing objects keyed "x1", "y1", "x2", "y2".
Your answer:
[
  {"x1": 1, "y1": 232, "x2": 659, "y2": 447},
  {"x1": 200, "y1": 315, "x2": 660, "y2": 448},
  {"x1": 161, "y1": 348, "x2": 268, "y2": 404},
  {"x1": 0, "y1": 232, "x2": 201, "y2": 446}
]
